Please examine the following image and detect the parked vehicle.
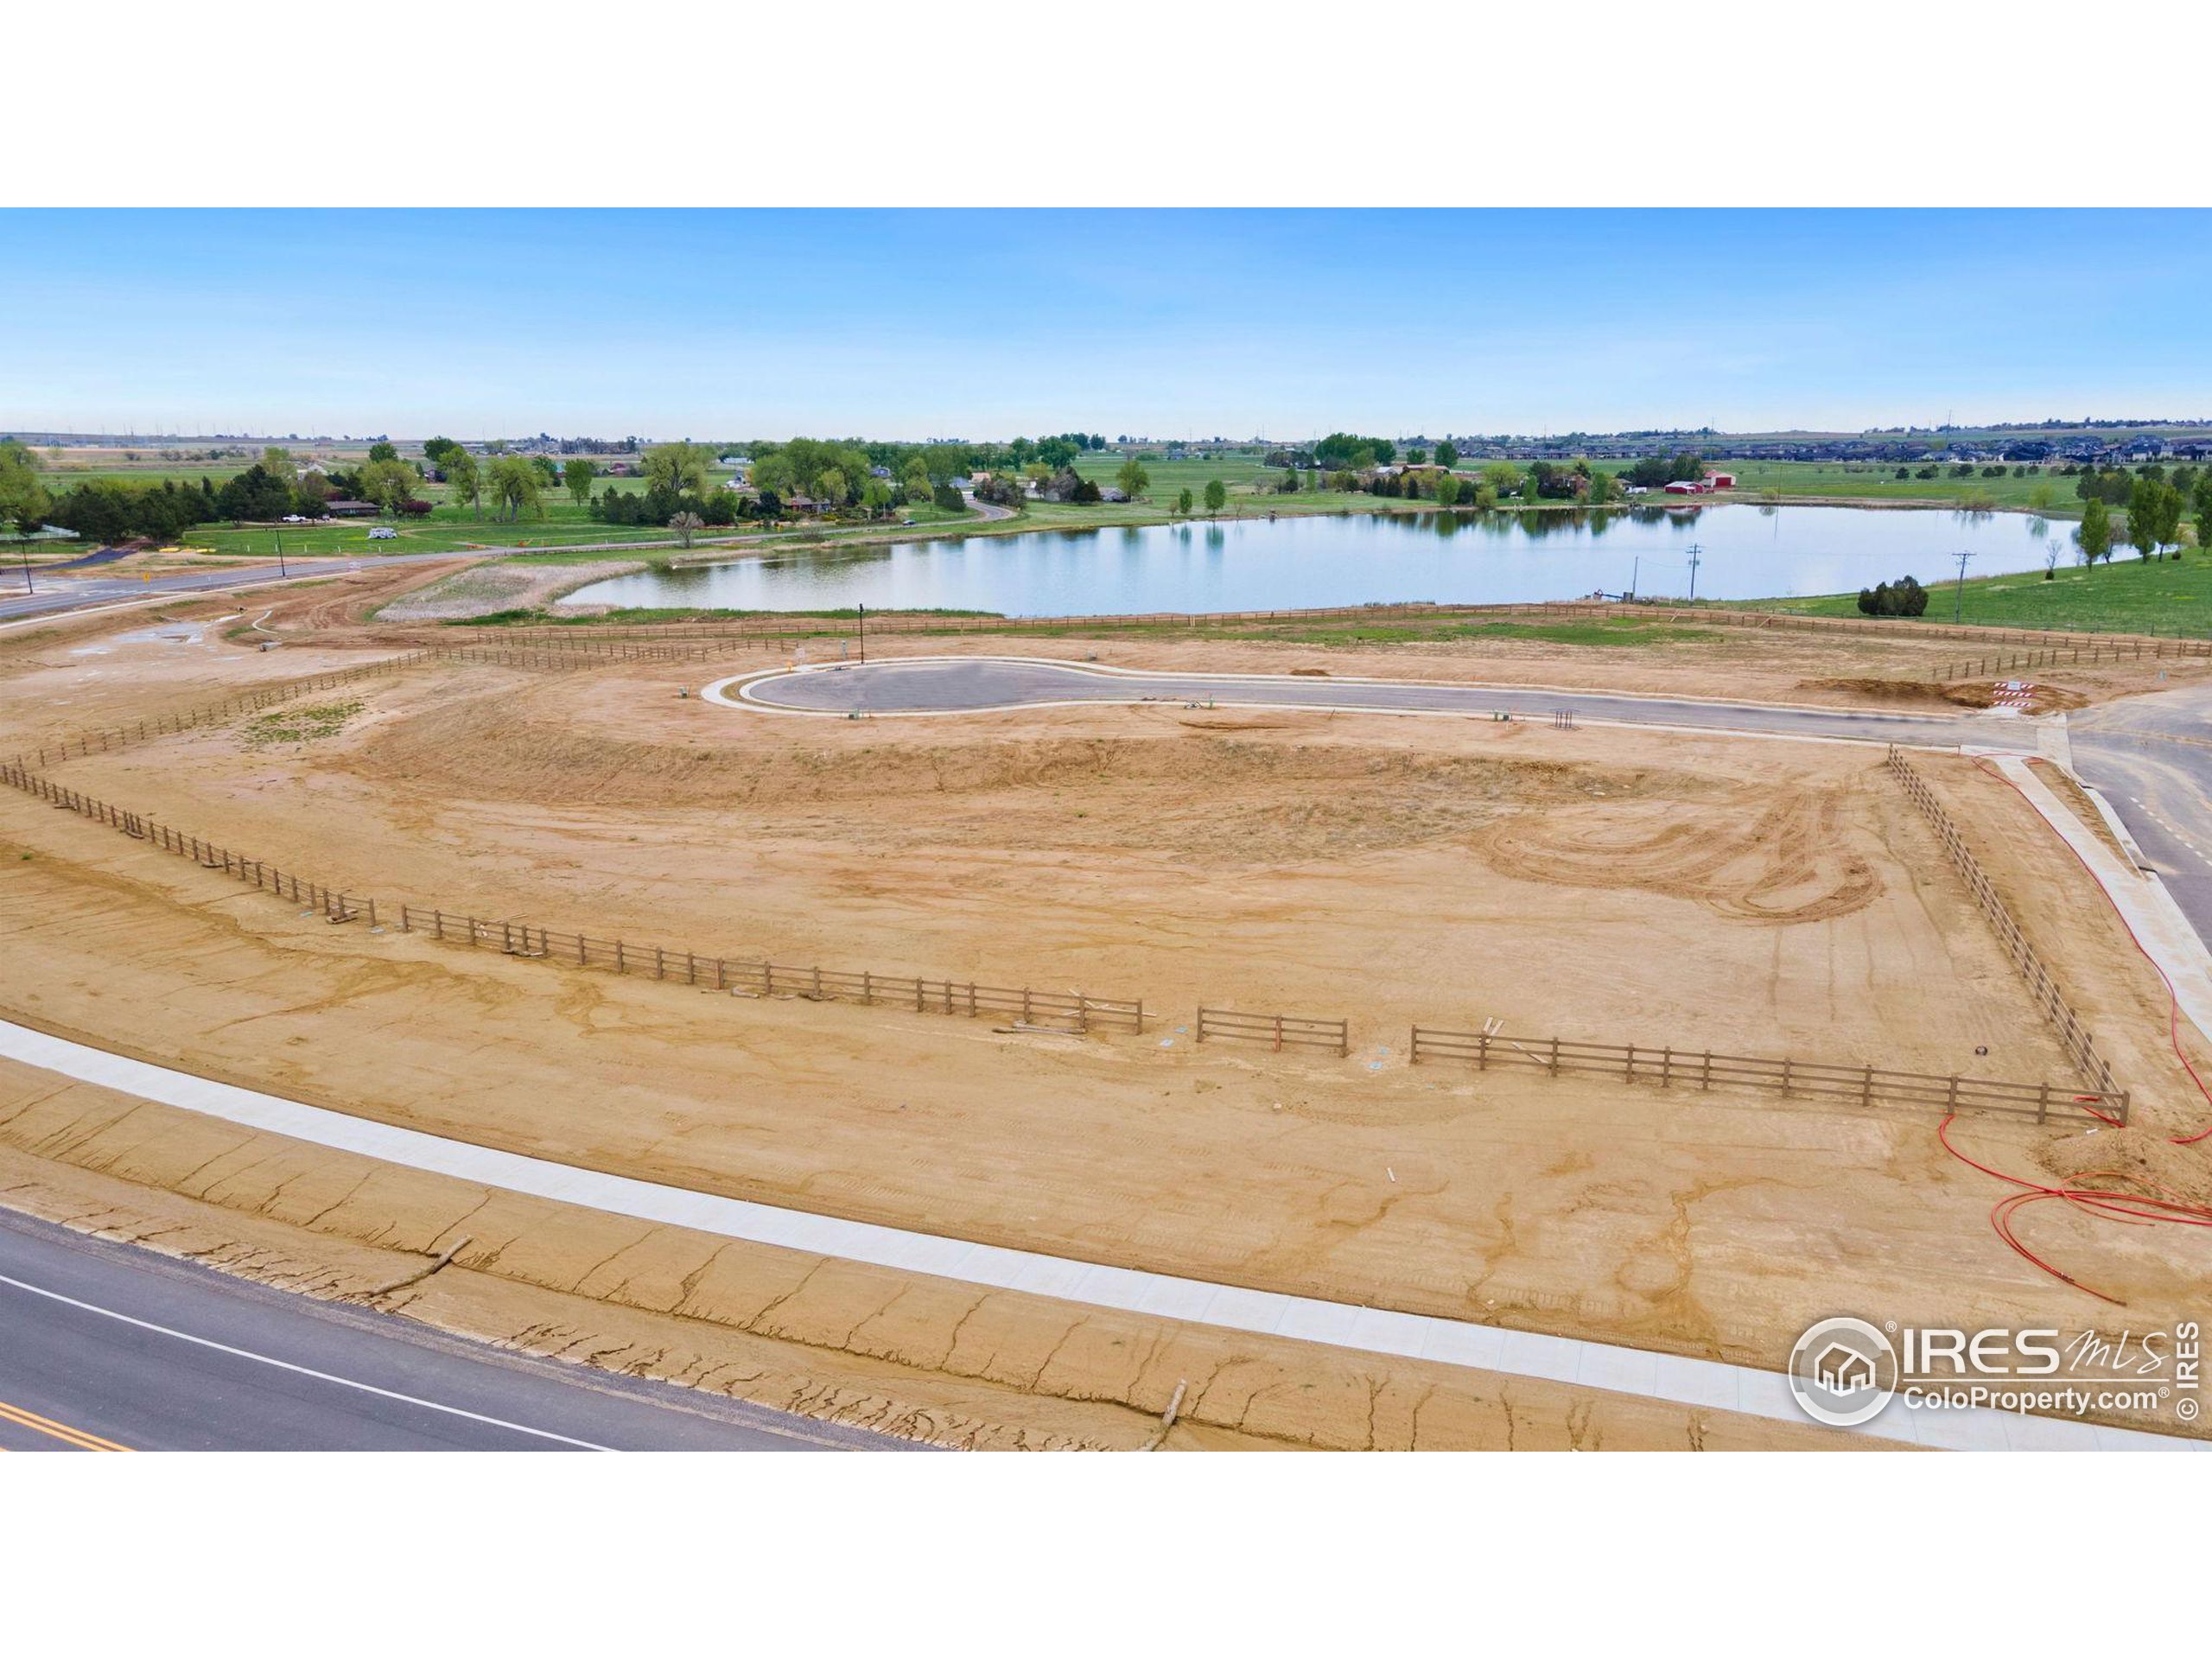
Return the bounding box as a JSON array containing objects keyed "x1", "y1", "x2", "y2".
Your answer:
[{"x1": 367, "y1": 525, "x2": 397, "y2": 540}]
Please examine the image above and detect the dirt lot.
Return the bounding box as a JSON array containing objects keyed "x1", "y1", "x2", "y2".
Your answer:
[{"x1": 4, "y1": 598, "x2": 2209, "y2": 1444}]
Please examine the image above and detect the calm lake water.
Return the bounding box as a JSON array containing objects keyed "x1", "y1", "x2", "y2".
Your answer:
[{"x1": 566, "y1": 505, "x2": 2072, "y2": 617}]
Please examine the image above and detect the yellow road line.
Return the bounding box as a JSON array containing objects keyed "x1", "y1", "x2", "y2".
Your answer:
[{"x1": 0, "y1": 1397, "x2": 131, "y2": 1452}]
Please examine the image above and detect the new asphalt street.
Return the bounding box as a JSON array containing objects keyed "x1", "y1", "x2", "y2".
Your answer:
[
  {"x1": 729, "y1": 655, "x2": 2045, "y2": 752},
  {"x1": 0, "y1": 1210, "x2": 898, "y2": 1451},
  {"x1": 0, "y1": 552, "x2": 462, "y2": 625}
]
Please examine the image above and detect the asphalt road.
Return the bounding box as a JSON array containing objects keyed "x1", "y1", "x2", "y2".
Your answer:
[
  {"x1": 734, "y1": 658, "x2": 2042, "y2": 753},
  {"x1": 0, "y1": 1211, "x2": 900, "y2": 1451},
  {"x1": 0, "y1": 551, "x2": 463, "y2": 625},
  {"x1": 2068, "y1": 680, "x2": 2212, "y2": 951}
]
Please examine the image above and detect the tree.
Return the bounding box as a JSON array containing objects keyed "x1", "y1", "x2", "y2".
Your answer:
[
  {"x1": 486, "y1": 454, "x2": 543, "y2": 522},
  {"x1": 642, "y1": 442, "x2": 711, "y2": 497},
  {"x1": 668, "y1": 511, "x2": 704, "y2": 549},
  {"x1": 2078, "y1": 496, "x2": 2113, "y2": 565},
  {"x1": 1435, "y1": 441, "x2": 1459, "y2": 471},
  {"x1": 861, "y1": 479, "x2": 894, "y2": 517},
  {"x1": 355, "y1": 458, "x2": 419, "y2": 516},
  {"x1": 421, "y1": 436, "x2": 463, "y2": 471},
  {"x1": 817, "y1": 467, "x2": 850, "y2": 508},
  {"x1": 445, "y1": 450, "x2": 482, "y2": 520},
  {"x1": 563, "y1": 457, "x2": 598, "y2": 509},
  {"x1": 900, "y1": 459, "x2": 931, "y2": 499},
  {"x1": 1482, "y1": 462, "x2": 1525, "y2": 499},
  {"x1": 1116, "y1": 457, "x2": 1150, "y2": 500},
  {"x1": 2127, "y1": 476, "x2": 2183, "y2": 561},
  {"x1": 1585, "y1": 468, "x2": 1616, "y2": 506},
  {"x1": 218, "y1": 463, "x2": 302, "y2": 522},
  {"x1": 1176, "y1": 487, "x2": 1193, "y2": 516},
  {"x1": 260, "y1": 446, "x2": 298, "y2": 486},
  {"x1": 2196, "y1": 474, "x2": 2212, "y2": 558},
  {"x1": 1434, "y1": 474, "x2": 1462, "y2": 509},
  {"x1": 0, "y1": 440, "x2": 53, "y2": 536},
  {"x1": 366, "y1": 441, "x2": 399, "y2": 464},
  {"x1": 1203, "y1": 479, "x2": 1227, "y2": 515},
  {"x1": 1856, "y1": 575, "x2": 1929, "y2": 618}
]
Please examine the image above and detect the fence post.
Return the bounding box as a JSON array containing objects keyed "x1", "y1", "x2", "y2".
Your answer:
[
  {"x1": 1548, "y1": 1036, "x2": 1560, "y2": 1076},
  {"x1": 2037, "y1": 1082, "x2": 2049, "y2": 1124}
]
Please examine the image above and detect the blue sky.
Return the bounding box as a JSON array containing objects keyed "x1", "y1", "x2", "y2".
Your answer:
[{"x1": 4, "y1": 209, "x2": 2208, "y2": 441}]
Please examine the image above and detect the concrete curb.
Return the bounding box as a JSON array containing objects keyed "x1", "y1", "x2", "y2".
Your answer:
[{"x1": 1, "y1": 1014, "x2": 2195, "y2": 1452}]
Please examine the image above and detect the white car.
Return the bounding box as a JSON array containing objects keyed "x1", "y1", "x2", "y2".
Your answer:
[
  {"x1": 282, "y1": 514, "x2": 307, "y2": 523},
  {"x1": 367, "y1": 526, "x2": 398, "y2": 541}
]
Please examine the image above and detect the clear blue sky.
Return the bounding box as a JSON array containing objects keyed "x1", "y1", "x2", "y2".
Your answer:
[{"x1": 5, "y1": 209, "x2": 2208, "y2": 441}]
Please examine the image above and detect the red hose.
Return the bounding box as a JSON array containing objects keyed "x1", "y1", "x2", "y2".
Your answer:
[
  {"x1": 1923, "y1": 756, "x2": 2212, "y2": 1305},
  {"x1": 1966, "y1": 755, "x2": 2212, "y2": 1141}
]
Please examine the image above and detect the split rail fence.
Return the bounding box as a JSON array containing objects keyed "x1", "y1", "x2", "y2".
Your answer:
[
  {"x1": 9, "y1": 644, "x2": 647, "y2": 772},
  {"x1": 1407, "y1": 1027, "x2": 2126, "y2": 1124},
  {"x1": 0, "y1": 758, "x2": 1143, "y2": 1036},
  {"x1": 1929, "y1": 640, "x2": 2190, "y2": 683},
  {"x1": 391, "y1": 910, "x2": 1141, "y2": 1031},
  {"x1": 1195, "y1": 1007, "x2": 1350, "y2": 1056},
  {"x1": 1884, "y1": 747, "x2": 2124, "y2": 1101},
  {"x1": 486, "y1": 599, "x2": 2212, "y2": 655}
]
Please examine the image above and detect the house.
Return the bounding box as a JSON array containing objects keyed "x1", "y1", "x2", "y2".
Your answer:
[
  {"x1": 1662, "y1": 480, "x2": 1706, "y2": 495},
  {"x1": 322, "y1": 499, "x2": 378, "y2": 516},
  {"x1": 1705, "y1": 471, "x2": 1736, "y2": 489},
  {"x1": 1813, "y1": 1343, "x2": 1878, "y2": 1396},
  {"x1": 1096, "y1": 486, "x2": 1128, "y2": 503}
]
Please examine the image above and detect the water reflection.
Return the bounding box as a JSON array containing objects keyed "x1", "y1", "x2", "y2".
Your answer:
[{"x1": 569, "y1": 504, "x2": 2068, "y2": 617}]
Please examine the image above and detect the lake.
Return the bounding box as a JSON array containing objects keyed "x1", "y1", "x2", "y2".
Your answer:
[{"x1": 565, "y1": 505, "x2": 2075, "y2": 617}]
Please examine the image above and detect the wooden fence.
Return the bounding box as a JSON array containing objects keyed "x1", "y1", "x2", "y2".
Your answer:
[
  {"x1": 3, "y1": 763, "x2": 377, "y2": 926},
  {"x1": 1928, "y1": 639, "x2": 2186, "y2": 683},
  {"x1": 482, "y1": 597, "x2": 2212, "y2": 654},
  {"x1": 393, "y1": 909, "x2": 1141, "y2": 1030},
  {"x1": 1884, "y1": 747, "x2": 2124, "y2": 1099},
  {"x1": 0, "y1": 758, "x2": 1142, "y2": 1037},
  {"x1": 7, "y1": 644, "x2": 620, "y2": 772},
  {"x1": 1408, "y1": 1026, "x2": 2126, "y2": 1123},
  {"x1": 1195, "y1": 1007, "x2": 1350, "y2": 1056}
]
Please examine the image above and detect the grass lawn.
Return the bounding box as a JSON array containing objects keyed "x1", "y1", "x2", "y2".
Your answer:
[
  {"x1": 1738, "y1": 551, "x2": 2212, "y2": 634},
  {"x1": 1716, "y1": 460, "x2": 2081, "y2": 514}
]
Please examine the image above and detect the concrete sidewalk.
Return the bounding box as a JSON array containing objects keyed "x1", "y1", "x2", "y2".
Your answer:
[{"x1": 0, "y1": 1015, "x2": 2196, "y2": 1452}]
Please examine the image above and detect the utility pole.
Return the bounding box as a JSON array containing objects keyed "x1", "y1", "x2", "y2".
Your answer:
[
  {"x1": 857, "y1": 601, "x2": 865, "y2": 663},
  {"x1": 1953, "y1": 548, "x2": 1975, "y2": 623},
  {"x1": 18, "y1": 544, "x2": 30, "y2": 595},
  {"x1": 1686, "y1": 543, "x2": 1702, "y2": 602},
  {"x1": 1629, "y1": 555, "x2": 1640, "y2": 601},
  {"x1": 276, "y1": 527, "x2": 286, "y2": 579}
]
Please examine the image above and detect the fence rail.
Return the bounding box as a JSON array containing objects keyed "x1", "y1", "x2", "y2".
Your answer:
[
  {"x1": 1884, "y1": 747, "x2": 2124, "y2": 1100},
  {"x1": 0, "y1": 759, "x2": 1144, "y2": 1038},
  {"x1": 1195, "y1": 1007, "x2": 1350, "y2": 1056},
  {"x1": 1928, "y1": 640, "x2": 2182, "y2": 683},
  {"x1": 6, "y1": 645, "x2": 627, "y2": 772},
  {"x1": 477, "y1": 597, "x2": 2212, "y2": 654},
  {"x1": 394, "y1": 908, "x2": 1141, "y2": 1031},
  {"x1": 1408, "y1": 1026, "x2": 2125, "y2": 1123}
]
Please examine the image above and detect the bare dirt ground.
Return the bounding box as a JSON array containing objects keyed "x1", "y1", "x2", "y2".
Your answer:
[
  {"x1": 0, "y1": 1064, "x2": 1861, "y2": 1451},
  {"x1": 375, "y1": 559, "x2": 641, "y2": 623},
  {"x1": 4, "y1": 596, "x2": 2209, "y2": 1445}
]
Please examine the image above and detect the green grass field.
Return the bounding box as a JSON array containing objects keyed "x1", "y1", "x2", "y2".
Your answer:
[
  {"x1": 1738, "y1": 550, "x2": 2212, "y2": 633},
  {"x1": 1713, "y1": 460, "x2": 2080, "y2": 514}
]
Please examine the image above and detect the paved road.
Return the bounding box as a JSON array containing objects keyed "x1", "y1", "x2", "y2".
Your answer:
[
  {"x1": 2069, "y1": 681, "x2": 2212, "y2": 951},
  {"x1": 0, "y1": 1210, "x2": 898, "y2": 1451},
  {"x1": 733, "y1": 658, "x2": 2042, "y2": 753},
  {"x1": 0, "y1": 551, "x2": 464, "y2": 625}
]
